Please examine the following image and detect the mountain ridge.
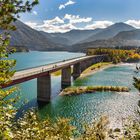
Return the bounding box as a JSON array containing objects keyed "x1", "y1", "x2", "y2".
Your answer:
[
  {"x1": 79, "y1": 22, "x2": 135, "y2": 43},
  {"x1": 6, "y1": 20, "x2": 65, "y2": 51},
  {"x1": 2, "y1": 20, "x2": 140, "y2": 52}
]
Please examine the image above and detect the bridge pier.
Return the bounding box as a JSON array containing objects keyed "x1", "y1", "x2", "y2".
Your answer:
[
  {"x1": 80, "y1": 61, "x2": 88, "y2": 72},
  {"x1": 87, "y1": 59, "x2": 93, "y2": 67},
  {"x1": 61, "y1": 66, "x2": 71, "y2": 89},
  {"x1": 37, "y1": 74, "x2": 51, "y2": 103},
  {"x1": 73, "y1": 63, "x2": 81, "y2": 80}
]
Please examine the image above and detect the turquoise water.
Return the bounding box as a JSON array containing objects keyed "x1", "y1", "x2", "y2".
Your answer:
[{"x1": 9, "y1": 51, "x2": 139, "y2": 129}]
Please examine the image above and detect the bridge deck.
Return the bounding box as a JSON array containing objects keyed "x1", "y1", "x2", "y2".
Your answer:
[
  {"x1": 13, "y1": 55, "x2": 97, "y2": 80},
  {"x1": 4, "y1": 55, "x2": 104, "y2": 88}
]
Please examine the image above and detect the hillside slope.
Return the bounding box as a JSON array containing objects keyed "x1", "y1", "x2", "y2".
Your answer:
[
  {"x1": 70, "y1": 28, "x2": 140, "y2": 52},
  {"x1": 5, "y1": 20, "x2": 65, "y2": 51},
  {"x1": 80, "y1": 23, "x2": 135, "y2": 43}
]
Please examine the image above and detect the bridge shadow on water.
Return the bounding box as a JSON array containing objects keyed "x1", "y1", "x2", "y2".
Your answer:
[
  {"x1": 15, "y1": 98, "x2": 37, "y2": 119},
  {"x1": 15, "y1": 75, "x2": 63, "y2": 119},
  {"x1": 15, "y1": 89, "x2": 62, "y2": 120},
  {"x1": 15, "y1": 98, "x2": 53, "y2": 119}
]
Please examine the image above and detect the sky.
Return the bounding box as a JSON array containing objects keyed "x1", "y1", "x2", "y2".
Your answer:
[{"x1": 20, "y1": 0, "x2": 140, "y2": 33}]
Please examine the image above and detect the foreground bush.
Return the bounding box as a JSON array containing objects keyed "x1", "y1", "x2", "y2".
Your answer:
[
  {"x1": 11, "y1": 112, "x2": 109, "y2": 140},
  {"x1": 12, "y1": 111, "x2": 75, "y2": 140}
]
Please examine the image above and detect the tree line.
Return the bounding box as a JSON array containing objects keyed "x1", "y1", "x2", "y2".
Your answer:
[{"x1": 87, "y1": 48, "x2": 140, "y2": 64}]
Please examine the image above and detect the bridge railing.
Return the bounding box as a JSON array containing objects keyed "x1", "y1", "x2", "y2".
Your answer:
[
  {"x1": 16, "y1": 54, "x2": 107, "y2": 72},
  {"x1": 16, "y1": 55, "x2": 87, "y2": 72},
  {"x1": 12, "y1": 54, "x2": 107, "y2": 80},
  {"x1": 12, "y1": 65, "x2": 54, "y2": 80}
]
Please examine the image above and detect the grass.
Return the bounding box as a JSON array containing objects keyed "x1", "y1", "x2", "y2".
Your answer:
[
  {"x1": 51, "y1": 69, "x2": 73, "y2": 76},
  {"x1": 82, "y1": 62, "x2": 112, "y2": 75},
  {"x1": 60, "y1": 86, "x2": 130, "y2": 96},
  {"x1": 51, "y1": 70, "x2": 61, "y2": 76},
  {"x1": 52, "y1": 62, "x2": 112, "y2": 76}
]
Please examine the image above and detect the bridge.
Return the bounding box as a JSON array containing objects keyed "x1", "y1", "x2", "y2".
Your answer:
[{"x1": 4, "y1": 55, "x2": 106, "y2": 103}]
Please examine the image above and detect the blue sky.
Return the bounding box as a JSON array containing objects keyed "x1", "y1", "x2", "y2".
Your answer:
[{"x1": 21, "y1": 0, "x2": 140, "y2": 33}]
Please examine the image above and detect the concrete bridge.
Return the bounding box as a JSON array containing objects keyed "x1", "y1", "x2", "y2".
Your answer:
[{"x1": 4, "y1": 55, "x2": 106, "y2": 103}]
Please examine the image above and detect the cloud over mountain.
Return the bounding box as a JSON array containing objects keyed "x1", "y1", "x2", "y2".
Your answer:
[
  {"x1": 64, "y1": 14, "x2": 92, "y2": 24},
  {"x1": 25, "y1": 14, "x2": 92, "y2": 33},
  {"x1": 85, "y1": 21, "x2": 114, "y2": 30},
  {"x1": 25, "y1": 16, "x2": 140, "y2": 33},
  {"x1": 44, "y1": 17, "x2": 64, "y2": 25},
  {"x1": 125, "y1": 20, "x2": 140, "y2": 28}
]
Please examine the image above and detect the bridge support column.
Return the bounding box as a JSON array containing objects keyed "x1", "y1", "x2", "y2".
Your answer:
[
  {"x1": 88, "y1": 59, "x2": 95, "y2": 67},
  {"x1": 80, "y1": 61, "x2": 87, "y2": 72},
  {"x1": 85, "y1": 59, "x2": 92, "y2": 68},
  {"x1": 37, "y1": 74, "x2": 51, "y2": 103},
  {"x1": 61, "y1": 66, "x2": 71, "y2": 89},
  {"x1": 73, "y1": 63, "x2": 81, "y2": 80}
]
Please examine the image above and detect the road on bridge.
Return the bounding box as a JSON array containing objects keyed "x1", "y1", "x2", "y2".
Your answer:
[
  {"x1": 13, "y1": 55, "x2": 100, "y2": 80},
  {"x1": 2, "y1": 55, "x2": 105, "y2": 88}
]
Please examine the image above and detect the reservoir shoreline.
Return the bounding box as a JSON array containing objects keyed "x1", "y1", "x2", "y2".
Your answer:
[
  {"x1": 52, "y1": 62, "x2": 122, "y2": 78},
  {"x1": 79, "y1": 63, "x2": 122, "y2": 79}
]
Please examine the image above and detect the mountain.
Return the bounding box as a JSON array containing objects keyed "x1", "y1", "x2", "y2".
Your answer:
[
  {"x1": 2, "y1": 20, "x2": 139, "y2": 52},
  {"x1": 5, "y1": 20, "x2": 65, "y2": 51},
  {"x1": 80, "y1": 22, "x2": 135, "y2": 43},
  {"x1": 114, "y1": 29, "x2": 140, "y2": 40},
  {"x1": 40, "y1": 31, "x2": 71, "y2": 46},
  {"x1": 69, "y1": 38, "x2": 140, "y2": 52},
  {"x1": 3, "y1": 20, "x2": 103, "y2": 50},
  {"x1": 70, "y1": 28, "x2": 140, "y2": 52},
  {"x1": 47, "y1": 29, "x2": 102, "y2": 45}
]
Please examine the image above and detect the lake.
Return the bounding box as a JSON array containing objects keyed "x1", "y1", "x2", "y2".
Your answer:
[{"x1": 9, "y1": 51, "x2": 139, "y2": 129}]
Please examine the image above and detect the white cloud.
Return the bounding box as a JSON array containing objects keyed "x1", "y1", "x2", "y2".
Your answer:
[
  {"x1": 24, "y1": 18, "x2": 76, "y2": 33},
  {"x1": 44, "y1": 17, "x2": 64, "y2": 25},
  {"x1": 85, "y1": 21, "x2": 114, "y2": 30},
  {"x1": 32, "y1": 11, "x2": 38, "y2": 15},
  {"x1": 59, "y1": 0, "x2": 76, "y2": 10},
  {"x1": 24, "y1": 16, "x2": 114, "y2": 33},
  {"x1": 125, "y1": 20, "x2": 140, "y2": 28},
  {"x1": 40, "y1": 23, "x2": 77, "y2": 33},
  {"x1": 26, "y1": 14, "x2": 92, "y2": 33},
  {"x1": 64, "y1": 14, "x2": 92, "y2": 24},
  {"x1": 25, "y1": 21, "x2": 38, "y2": 29},
  {"x1": 59, "y1": 5, "x2": 65, "y2": 10}
]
